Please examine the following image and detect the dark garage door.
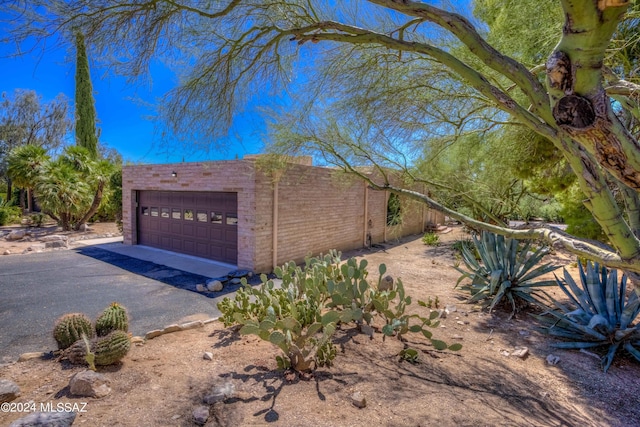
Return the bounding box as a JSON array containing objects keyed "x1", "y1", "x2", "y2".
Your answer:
[{"x1": 137, "y1": 191, "x2": 238, "y2": 264}]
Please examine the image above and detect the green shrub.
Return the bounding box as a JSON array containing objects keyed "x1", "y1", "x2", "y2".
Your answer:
[
  {"x1": 217, "y1": 250, "x2": 460, "y2": 372},
  {"x1": 422, "y1": 232, "x2": 440, "y2": 246},
  {"x1": 26, "y1": 212, "x2": 47, "y2": 227},
  {"x1": 533, "y1": 261, "x2": 640, "y2": 372},
  {"x1": 0, "y1": 206, "x2": 22, "y2": 226},
  {"x1": 454, "y1": 231, "x2": 558, "y2": 315}
]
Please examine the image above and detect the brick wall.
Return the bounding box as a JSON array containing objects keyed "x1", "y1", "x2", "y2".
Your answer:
[
  {"x1": 122, "y1": 161, "x2": 258, "y2": 269},
  {"x1": 122, "y1": 159, "x2": 444, "y2": 273}
]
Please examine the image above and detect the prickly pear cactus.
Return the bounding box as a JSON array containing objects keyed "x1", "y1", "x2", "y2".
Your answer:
[
  {"x1": 95, "y1": 302, "x2": 129, "y2": 337},
  {"x1": 53, "y1": 313, "x2": 95, "y2": 350},
  {"x1": 94, "y1": 330, "x2": 131, "y2": 366}
]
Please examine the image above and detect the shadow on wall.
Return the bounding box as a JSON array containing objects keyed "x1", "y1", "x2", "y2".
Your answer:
[{"x1": 75, "y1": 246, "x2": 249, "y2": 299}]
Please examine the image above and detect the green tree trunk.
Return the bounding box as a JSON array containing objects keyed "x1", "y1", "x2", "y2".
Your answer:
[{"x1": 74, "y1": 31, "x2": 99, "y2": 158}]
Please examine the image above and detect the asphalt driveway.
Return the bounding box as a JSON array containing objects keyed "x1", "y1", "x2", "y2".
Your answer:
[{"x1": 0, "y1": 248, "x2": 230, "y2": 362}]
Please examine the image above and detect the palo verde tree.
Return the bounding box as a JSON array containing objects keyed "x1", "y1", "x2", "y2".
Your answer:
[
  {"x1": 74, "y1": 31, "x2": 99, "y2": 158},
  {"x1": 6, "y1": 1, "x2": 640, "y2": 276}
]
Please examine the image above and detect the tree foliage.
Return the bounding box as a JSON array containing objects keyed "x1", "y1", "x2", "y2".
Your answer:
[
  {"x1": 5, "y1": 0, "x2": 640, "y2": 276},
  {"x1": 0, "y1": 89, "x2": 71, "y2": 201},
  {"x1": 7, "y1": 144, "x2": 116, "y2": 230},
  {"x1": 74, "y1": 31, "x2": 99, "y2": 158}
]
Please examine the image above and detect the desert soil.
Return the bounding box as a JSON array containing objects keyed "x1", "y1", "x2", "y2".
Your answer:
[{"x1": 1, "y1": 224, "x2": 640, "y2": 426}]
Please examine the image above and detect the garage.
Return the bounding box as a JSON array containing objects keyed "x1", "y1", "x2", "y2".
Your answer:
[{"x1": 137, "y1": 191, "x2": 238, "y2": 264}]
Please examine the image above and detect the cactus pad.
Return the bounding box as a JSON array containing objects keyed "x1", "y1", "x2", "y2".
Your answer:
[
  {"x1": 53, "y1": 313, "x2": 95, "y2": 350},
  {"x1": 95, "y1": 302, "x2": 129, "y2": 337}
]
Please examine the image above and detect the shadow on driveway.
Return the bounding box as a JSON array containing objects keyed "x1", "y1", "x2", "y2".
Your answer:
[{"x1": 76, "y1": 246, "x2": 215, "y2": 295}]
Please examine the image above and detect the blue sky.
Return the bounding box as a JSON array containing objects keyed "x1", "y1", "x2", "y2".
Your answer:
[
  {"x1": 0, "y1": 1, "x2": 475, "y2": 165},
  {"x1": 0, "y1": 39, "x2": 266, "y2": 164}
]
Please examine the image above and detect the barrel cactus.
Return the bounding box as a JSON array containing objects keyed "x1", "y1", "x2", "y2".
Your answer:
[
  {"x1": 53, "y1": 313, "x2": 95, "y2": 350},
  {"x1": 65, "y1": 330, "x2": 131, "y2": 368},
  {"x1": 94, "y1": 330, "x2": 131, "y2": 365},
  {"x1": 95, "y1": 302, "x2": 129, "y2": 337}
]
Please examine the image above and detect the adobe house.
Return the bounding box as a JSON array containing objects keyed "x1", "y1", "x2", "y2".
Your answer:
[{"x1": 122, "y1": 156, "x2": 443, "y2": 273}]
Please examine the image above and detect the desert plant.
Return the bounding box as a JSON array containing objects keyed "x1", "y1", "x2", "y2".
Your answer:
[
  {"x1": 26, "y1": 212, "x2": 47, "y2": 227},
  {"x1": 533, "y1": 261, "x2": 640, "y2": 372},
  {"x1": 422, "y1": 232, "x2": 440, "y2": 246},
  {"x1": 53, "y1": 313, "x2": 95, "y2": 350},
  {"x1": 66, "y1": 330, "x2": 131, "y2": 369},
  {"x1": 454, "y1": 232, "x2": 558, "y2": 315},
  {"x1": 95, "y1": 302, "x2": 129, "y2": 336},
  {"x1": 218, "y1": 252, "x2": 461, "y2": 372},
  {"x1": 0, "y1": 205, "x2": 22, "y2": 226}
]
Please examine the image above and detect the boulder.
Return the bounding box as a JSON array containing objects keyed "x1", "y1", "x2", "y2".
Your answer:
[
  {"x1": 45, "y1": 240, "x2": 67, "y2": 249},
  {"x1": 0, "y1": 379, "x2": 20, "y2": 403},
  {"x1": 9, "y1": 411, "x2": 76, "y2": 427},
  {"x1": 6, "y1": 230, "x2": 27, "y2": 241},
  {"x1": 69, "y1": 370, "x2": 111, "y2": 398}
]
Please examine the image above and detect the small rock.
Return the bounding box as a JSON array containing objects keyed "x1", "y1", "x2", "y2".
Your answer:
[
  {"x1": 456, "y1": 321, "x2": 466, "y2": 326},
  {"x1": 78, "y1": 223, "x2": 92, "y2": 232},
  {"x1": 500, "y1": 349, "x2": 511, "y2": 357},
  {"x1": 230, "y1": 277, "x2": 242, "y2": 285},
  {"x1": 18, "y1": 352, "x2": 44, "y2": 362},
  {"x1": 445, "y1": 304, "x2": 457, "y2": 314},
  {"x1": 0, "y1": 379, "x2": 20, "y2": 403},
  {"x1": 203, "y1": 382, "x2": 236, "y2": 404},
  {"x1": 69, "y1": 370, "x2": 111, "y2": 398},
  {"x1": 206, "y1": 280, "x2": 224, "y2": 292},
  {"x1": 9, "y1": 411, "x2": 76, "y2": 427},
  {"x1": 192, "y1": 405, "x2": 210, "y2": 425},
  {"x1": 438, "y1": 309, "x2": 447, "y2": 319},
  {"x1": 144, "y1": 329, "x2": 164, "y2": 340},
  {"x1": 171, "y1": 414, "x2": 181, "y2": 420},
  {"x1": 131, "y1": 336, "x2": 145, "y2": 344},
  {"x1": 203, "y1": 352, "x2": 214, "y2": 361},
  {"x1": 546, "y1": 354, "x2": 561, "y2": 365},
  {"x1": 511, "y1": 347, "x2": 529, "y2": 359},
  {"x1": 351, "y1": 391, "x2": 367, "y2": 408},
  {"x1": 452, "y1": 334, "x2": 463, "y2": 340},
  {"x1": 519, "y1": 330, "x2": 531, "y2": 337},
  {"x1": 3, "y1": 250, "x2": 10, "y2": 255},
  {"x1": 379, "y1": 275, "x2": 394, "y2": 291},
  {"x1": 196, "y1": 284, "x2": 207, "y2": 292}
]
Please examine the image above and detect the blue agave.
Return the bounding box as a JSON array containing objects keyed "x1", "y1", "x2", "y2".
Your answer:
[
  {"x1": 534, "y1": 260, "x2": 640, "y2": 372},
  {"x1": 454, "y1": 232, "x2": 558, "y2": 315}
]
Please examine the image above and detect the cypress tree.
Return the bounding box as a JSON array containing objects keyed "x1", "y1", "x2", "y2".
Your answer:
[{"x1": 74, "y1": 31, "x2": 99, "y2": 158}]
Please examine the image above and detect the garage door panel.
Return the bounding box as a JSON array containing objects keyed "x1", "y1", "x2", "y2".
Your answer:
[
  {"x1": 137, "y1": 191, "x2": 237, "y2": 264},
  {"x1": 183, "y1": 223, "x2": 195, "y2": 237}
]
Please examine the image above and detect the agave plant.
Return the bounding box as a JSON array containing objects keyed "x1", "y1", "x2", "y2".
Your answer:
[
  {"x1": 533, "y1": 261, "x2": 640, "y2": 372},
  {"x1": 454, "y1": 232, "x2": 558, "y2": 315}
]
